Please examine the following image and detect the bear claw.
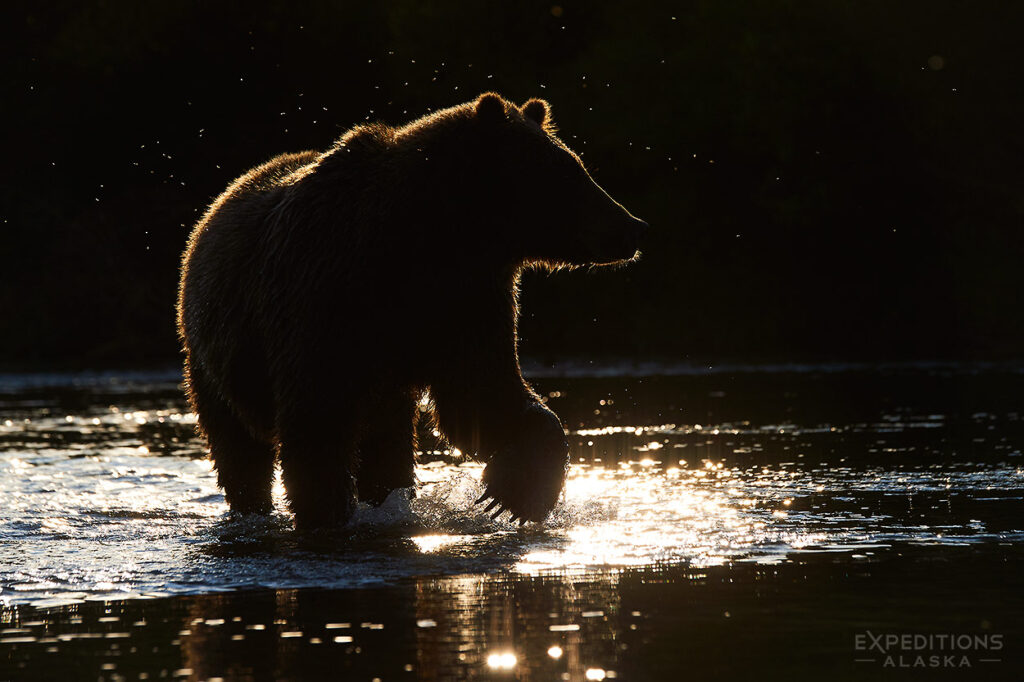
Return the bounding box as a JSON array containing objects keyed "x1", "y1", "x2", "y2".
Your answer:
[{"x1": 475, "y1": 489, "x2": 526, "y2": 524}]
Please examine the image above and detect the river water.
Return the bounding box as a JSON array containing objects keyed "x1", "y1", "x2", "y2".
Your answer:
[{"x1": 2, "y1": 364, "x2": 1022, "y2": 679}]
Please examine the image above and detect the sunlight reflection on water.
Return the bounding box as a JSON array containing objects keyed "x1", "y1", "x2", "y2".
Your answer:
[{"x1": 1, "y1": 368, "x2": 1023, "y2": 607}]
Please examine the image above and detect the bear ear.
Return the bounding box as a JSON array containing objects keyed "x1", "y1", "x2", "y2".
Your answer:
[
  {"x1": 475, "y1": 92, "x2": 507, "y2": 122},
  {"x1": 522, "y1": 98, "x2": 551, "y2": 126}
]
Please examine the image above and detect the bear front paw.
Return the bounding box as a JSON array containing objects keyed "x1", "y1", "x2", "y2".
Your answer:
[{"x1": 475, "y1": 403, "x2": 569, "y2": 524}]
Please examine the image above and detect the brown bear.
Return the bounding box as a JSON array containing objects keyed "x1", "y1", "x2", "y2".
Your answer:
[{"x1": 177, "y1": 92, "x2": 646, "y2": 529}]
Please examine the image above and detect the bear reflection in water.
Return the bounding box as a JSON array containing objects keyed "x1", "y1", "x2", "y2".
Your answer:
[{"x1": 177, "y1": 92, "x2": 647, "y2": 529}]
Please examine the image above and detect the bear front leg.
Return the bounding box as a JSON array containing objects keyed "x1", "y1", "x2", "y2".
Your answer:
[
  {"x1": 478, "y1": 401, "x2": 569, "y2": 523},
  {"x1": 356, "y1": 388, "x2": 419, "y2": 505},
  {"x1": 431, "y1": 378, "x2": 569, "y2": 523}
]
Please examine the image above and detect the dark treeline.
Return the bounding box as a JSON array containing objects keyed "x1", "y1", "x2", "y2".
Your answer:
[{"x1": 3, "y1": 1, "x2": 1022, "y2": 369}]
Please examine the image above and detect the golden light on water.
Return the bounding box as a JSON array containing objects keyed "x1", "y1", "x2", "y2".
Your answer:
[
  {"x1": 510, "y1": 448, "x2": 805, "y2": 573},
  {"x1": 412, "y1": 534, "x2": 467, "y2": 553},
  {"x1": 24, "y1": 411, "x2": 795, "y2": 578},
  {"x1": 486, "y1": 652, "x2": 517, "y2": 670},
  {"x1": 271, "y1": 469, "x2": 287, "y2": 505}
]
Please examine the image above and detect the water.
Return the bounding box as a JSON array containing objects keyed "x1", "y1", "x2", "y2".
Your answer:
[{"x1": 2, "y1": 364, "x2": 1023, "y2": 679}]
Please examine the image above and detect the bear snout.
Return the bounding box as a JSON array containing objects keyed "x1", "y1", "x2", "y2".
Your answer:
[
  {"x1": 628, "y1": 216, "x2": 650, "y2": 249},
  {"x1": 584, "y1": 212, "x2": 648, "y2": 264}
]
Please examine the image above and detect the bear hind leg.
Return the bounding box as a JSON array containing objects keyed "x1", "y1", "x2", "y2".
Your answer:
[{"x1": 187, "y1": 363, "x2": 276, "y2": 515}]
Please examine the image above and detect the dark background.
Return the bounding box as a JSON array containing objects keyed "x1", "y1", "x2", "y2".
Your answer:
[{"x1": 3, "y1": 1, "x2": 1021, "y2": 369}]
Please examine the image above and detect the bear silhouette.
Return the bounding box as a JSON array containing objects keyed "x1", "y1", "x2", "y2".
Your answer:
[{"x1": 177, "y1": 93, "x2": 646, "y2": 529}]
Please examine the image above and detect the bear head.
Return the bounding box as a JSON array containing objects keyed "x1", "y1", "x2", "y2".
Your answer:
[
  {"x1": 446, "y1": 92, "x2": 648, "y2": 268},
  {"x1": 471, "y1": 91, "x2": 647, "y2": 266}
]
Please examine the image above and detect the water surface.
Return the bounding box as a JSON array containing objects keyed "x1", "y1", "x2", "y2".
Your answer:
[{"x1": 2, "y1": 364, "x2": 1023, "y2": 679}]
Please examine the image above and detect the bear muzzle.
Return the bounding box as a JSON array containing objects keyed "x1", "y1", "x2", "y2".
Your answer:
[{"x1": 584, "y1": 212, "x2": 649, "y2": 265}]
